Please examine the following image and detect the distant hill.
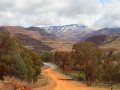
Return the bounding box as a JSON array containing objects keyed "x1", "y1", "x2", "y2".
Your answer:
[
  {"x1": 101, "y1": 34, "x2": 120, "y2": 50},
  {"x1": 0, "y1": 26, "x2": 53, "y2": 53},
  {"x1": 43, "y1": 25, "x2": 120, "y2": 41},
  {"x1": 15, "y1": 33, "x2": 52, "y2": 53},
  {"x1": 26, "y1": 26, "x2": 56, "y2": 39},
  {"x1": 42, "y1": 24, "x2": 94, "y2": 41},
  {"x1": 88, "y1": 28, "x2": 120, "y2": 36},
  {"x1": 82, "y1": 27, "x2": 120, "y2": 42},
  {"x1": 85, "y1": 35, "x2": 112, "y2": 45},
  {"x1": 0, "y1": 26, "x2": 74, "y2": 52}
]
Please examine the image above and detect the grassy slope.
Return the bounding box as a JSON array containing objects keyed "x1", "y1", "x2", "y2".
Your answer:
[{"x1": 101, "y1": 35, "x2": 120, "y2": 49}]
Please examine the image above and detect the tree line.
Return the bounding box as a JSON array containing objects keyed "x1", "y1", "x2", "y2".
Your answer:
[{"x1": 41, "y1": 42, "x2": 120, "y2": 86}]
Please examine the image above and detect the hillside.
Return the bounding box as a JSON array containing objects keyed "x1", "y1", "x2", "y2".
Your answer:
[
  {"x1": 42, "y1": 24, "x2": 93, "y2": 41},
  {"x1": 85, "y1": 35, "x2": 112, "y2": 45},
  {"x1": 0, "y1": 26, "x2": 74, "y2": 52},
  {"x1": 43, "y1": 25, "x2": 120, "y2": 41},
  {"x1": 101, "y1": 34, "x2": 120, "y2": 51},
  {"x1": 0, "y1": 30, "x2": 42, "y2": 81},
  {"x1": 2, "y1": 26, "x2": 120, "y2": 52},
  {"x1": 87, "y1": 28, "x2": 120, "y2": 37},
  {"x1": 0, "y1": 26, "x2": 53, "y2": 53},
  {"x1": 15, "y1": 33, "x2": 52, "y2": 53},
  {"x1": 26, "y1": 26, "x2": 56, "y2": 39},
  {"x1": 26, "y1": 26, "x2": 74, "y2": 51},
  {"x1": 55, "y1": 31, "x2": 92, "y2": 41}
]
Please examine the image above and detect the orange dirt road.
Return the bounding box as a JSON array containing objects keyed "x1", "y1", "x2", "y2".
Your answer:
[{"x1": 34, "y1": 68, "x2": 109, "y2": 90}]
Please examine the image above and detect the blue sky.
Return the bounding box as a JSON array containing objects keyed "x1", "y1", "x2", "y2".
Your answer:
[
  {"x1": 0, "y1": 0, "x2": 120, "y2": 28},
  {"x1": 99, "y1": 0, "x2": 111, "y2": 6},
  {"x1": 100, "y1": 0, "x2": 110, "y2": 3}
]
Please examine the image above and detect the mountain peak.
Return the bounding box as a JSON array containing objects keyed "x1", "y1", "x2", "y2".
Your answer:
[{"x1": 43, "y1": 24, "x2": 90, "y2": 34}]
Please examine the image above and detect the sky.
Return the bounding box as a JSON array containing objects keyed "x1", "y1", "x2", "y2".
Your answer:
[{"x1": 0, "y1": 0, "x2": 120, "y2": 28}]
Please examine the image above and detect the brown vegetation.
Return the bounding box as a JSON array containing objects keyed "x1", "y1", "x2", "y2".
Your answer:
[{"x1": 42, "y1": 42, "x2": 120, "y2": 86}]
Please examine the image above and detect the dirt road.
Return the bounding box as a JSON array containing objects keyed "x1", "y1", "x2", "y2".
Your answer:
[{"x1": 34, "y1": 68, "x2": 109, "y2": 90}]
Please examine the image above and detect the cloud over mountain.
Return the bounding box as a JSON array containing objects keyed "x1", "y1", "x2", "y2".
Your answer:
[{"x1": 0, "y1": 0, "x2": 120, "y2": 28}]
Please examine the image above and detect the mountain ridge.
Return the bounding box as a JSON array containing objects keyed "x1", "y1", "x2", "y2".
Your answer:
[
  {"x1": 43, "y1": 24, "x2": 91, "y2": 34},
  {"x1": 1, "y1": 25, "x2": 120, "y2": 52}
]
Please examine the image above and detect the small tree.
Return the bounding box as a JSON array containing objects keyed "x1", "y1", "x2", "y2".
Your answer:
[
  {"x1": 11, "y1": 54, "x2": 28, "y2": 80},
  {"x1": 54, "y1": 51, "x2": 71, "y2": 70},
  {"x1": 72, "y1": 42, "x2": 103, "y2": 86}
]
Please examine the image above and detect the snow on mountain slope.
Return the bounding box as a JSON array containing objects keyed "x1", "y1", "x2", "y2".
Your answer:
[
  {"x1": 42, "y1": 24, "x2": 94, "y2": 41},
  {"x1": 44, "y1": 24, "x2": 91, "y2": 34}
]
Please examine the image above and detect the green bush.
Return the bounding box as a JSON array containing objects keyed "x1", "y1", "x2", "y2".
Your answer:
[
  {"x1": 68, "y1": 71, "x2": 85, "y2": 81},
  {"x1": 0, "y1": 30, "x2": 42, "y2": 82}
]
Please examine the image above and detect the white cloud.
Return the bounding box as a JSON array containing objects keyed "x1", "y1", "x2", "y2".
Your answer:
[
  {"x1": 59, "y1": 0, "x2": 102, "y2": 17},
  {"x1": 94, "y1": 0, "x2": 120, "y2": 28},
  {"x1": 0, "y1": 0, "x2": 120, "y2": 28}
]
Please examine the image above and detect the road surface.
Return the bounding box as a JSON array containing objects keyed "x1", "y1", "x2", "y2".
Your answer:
[{"x1": 34, "y1": 68, "x2": 109, "y2": 90}]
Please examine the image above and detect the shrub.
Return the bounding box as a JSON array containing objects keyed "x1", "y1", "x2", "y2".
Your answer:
[
  {"x1": 0, "y1": 30, "x2": 42, "y2": 82},
  {"x1": 68, "y1": 71, "x2": 85, "y2": 81}
]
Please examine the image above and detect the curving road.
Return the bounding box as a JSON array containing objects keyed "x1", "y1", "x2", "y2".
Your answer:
[{"x1": 34, "y1": 63, "x2": 109, "y2": 90}]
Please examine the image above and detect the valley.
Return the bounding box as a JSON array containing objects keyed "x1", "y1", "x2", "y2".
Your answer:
[
  {"x1": 1, "y1": 0, "x2": 120, "y2": 90},
  {"x1": 0, "y1": 26, "x2": 75, "y2": 53},
  {"x1": 1, "y1": 25, "x2": 120, "y2": 90},
  {"x1": 1, "y1": 25, "x2": 120, "y2": 53}
]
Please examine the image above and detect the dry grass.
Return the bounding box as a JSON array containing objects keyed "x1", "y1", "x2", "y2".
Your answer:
[
  {"x1": 100, "y1": 36, "x2": 120, "y2": 53},
  {"x1": 31, "y1": 75, "x2": 48, "y2": 88},
  {"x1": 0, "y1": 75, "x2": 48, "y2": 90},
  {"x1": 2, "y1": 76, "x2": 32, "y2": 90}
]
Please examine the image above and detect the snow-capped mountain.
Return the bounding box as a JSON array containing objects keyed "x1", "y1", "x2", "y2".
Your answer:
[
  {"x1": 42, "y1": 24, "x2": 94, "y2": 41},
  {"x1": 44, "y1": 24, "x2": 91, "y2": 34}
]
